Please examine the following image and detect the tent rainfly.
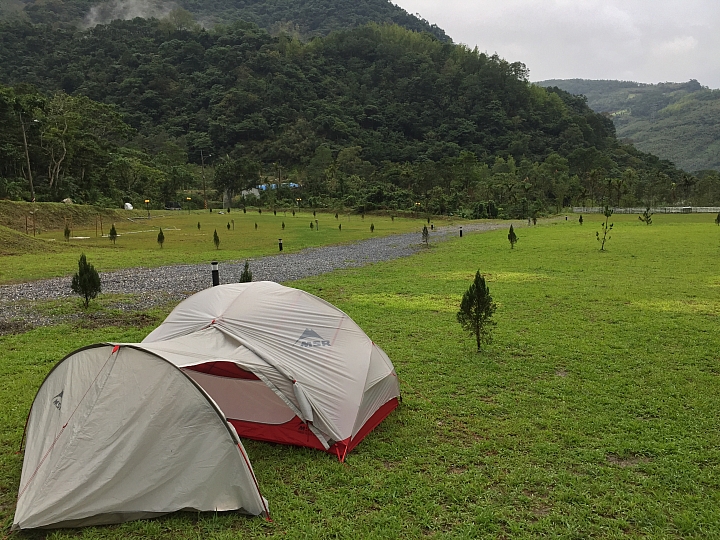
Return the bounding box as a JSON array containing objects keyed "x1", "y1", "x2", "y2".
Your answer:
[
  {"x1": 140, "y1": 281, "x2": 401, "y2": 460},
  {"x1": 13, "y1": 344, "x2": 268, "y2": 530}
]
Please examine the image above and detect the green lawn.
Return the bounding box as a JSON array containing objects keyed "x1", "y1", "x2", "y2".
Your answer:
[
  {"x1": 0, "y1": 209, "x2": 433, "y2": 284},
  {"x1": 2, "y1": 213, "x2": 720, "y2": 538}
]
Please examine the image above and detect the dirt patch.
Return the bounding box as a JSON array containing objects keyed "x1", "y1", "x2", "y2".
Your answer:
[
  {"x1": 75, "y1": 312, "x2": 159, "y2": 330},
  {"x1": 606, "y1": 454, "x2": 651, "y2": 467},
  {"x1": 0, "y1": 320, "x2": 33, "y2": 335},
  {"x1": 555, "y1": 369, "x2": 568, "y2": 377}
]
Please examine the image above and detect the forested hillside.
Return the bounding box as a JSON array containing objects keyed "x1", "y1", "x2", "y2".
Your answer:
[
  {"x1": 539, "y1": 79, "x2": 720, "y2": 173},
  {"x1": 2, "y1": 17, "x2": 718, "y2": 215},
  {"x1": 0, "y1": 0, "x2": 449, "y2": 41}
]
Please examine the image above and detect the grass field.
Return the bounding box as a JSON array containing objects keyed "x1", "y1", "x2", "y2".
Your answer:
[
  {"x1": 0, "y1": 208, "x2": 434, "y2": 284},
  {"x1": 1, "y1": 213, "x2": 720, "y2": 538}
]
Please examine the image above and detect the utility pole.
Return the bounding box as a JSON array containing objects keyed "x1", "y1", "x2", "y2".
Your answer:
[{"x1": 18, "y1": 111, "x2": 35, "y2": 202}]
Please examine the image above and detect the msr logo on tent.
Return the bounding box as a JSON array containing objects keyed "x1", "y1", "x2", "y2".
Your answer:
[
  {"x1": 52, "y1": 390, "x2": 63, "y2": 411},
  {"x1": 295, "y1": 329, "x2": 331, "y2": 348}
]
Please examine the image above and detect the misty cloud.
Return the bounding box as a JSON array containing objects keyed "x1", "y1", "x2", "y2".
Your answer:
[{"x1": 84, "y1": 0, "x2": 176, "y2": 28}]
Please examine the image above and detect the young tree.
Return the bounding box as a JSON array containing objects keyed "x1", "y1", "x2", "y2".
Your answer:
[
  {"x1": 71, "y1": 253, "x2": 101, "y2": 308},
  {"x1": 579, "y1": 215, "x2": 583, "y2": 225},
  {"x1": 213, "y1": 229, "x2": 220, "y2": 249},
  {"x1": 457, "y1": 271, "x2": 497, "y2": 352},
  {"x1": 157, "y1": 227, "x2": 164, "y2": 248},
  {"x1": 197, "y1": 222, "x2": 201, "y2": 230},
  {"x1": 715, "y1": 212, "x2": 720, "y2": 226},
  {"x1": 508, "y1": 224, "x2": 518, "y2": 249},
  {"x1": 64, "y1": 222, "x2": 71, "y2": 242},
  {"x1": 338, "y1": 223, "x2": 342, "y2": 231},
  {"x1": 310, "y1": 221, "x2": 314, "y2": 229},
  {"x1": 255, "y1": 222, "x2": 258, "y2": 230},
  {"x1": 422, "y1": 225, "x2": 429, "y2": 245},
  {"x1": 638, "y1": 207, "x2": 653, "y2": 225},
  {"x1": 335, "y1": 213, "x2": 338, "y2": 219},
  {"x1": 227, "y1": 222, "x2": 230, "y2": 230},
  {"x1": 282, "y1": 221, "x2": 285, "y2": 229},
  {"x1": 370, "y1": 223, "x2": 374, "y2": 233},
  {"x1": 109, "y1": 224, "x2": 117, "y2": 244},
  {"x1": 596, "y1": 205, "x2": 614, "y2": 250},
  {"x1": 239, "y1": 260, "x2": 252, "y2": 283}
]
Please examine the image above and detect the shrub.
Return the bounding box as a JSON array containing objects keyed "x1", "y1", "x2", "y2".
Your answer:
[
  {"x1": 213, "y1": 229, "x2": 220, "y2": 249},
  {"x1": 457, "y1": 271, "x2": 496, "y2": 352},
  {"x1": 157, "y1": 227, "x2": 164, "y2": 248},
  {"x1": 109, "y1": 224, "x2": 117, "y2": 244},
  {"x1": 71, "y1": 253, "x2": 101, "y2": 308},
  {"x1": 239, "y1": 260, "x2": 252, "y2": 283}
]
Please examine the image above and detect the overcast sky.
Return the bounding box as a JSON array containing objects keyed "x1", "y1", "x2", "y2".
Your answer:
[{"x1": 392, "y1": 0, "x2": 720, "y2": 88}]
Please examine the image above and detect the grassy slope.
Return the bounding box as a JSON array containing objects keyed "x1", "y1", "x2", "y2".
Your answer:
[
  {"x1": 2, "y1": 214, "x2": 720, "y2": 538},
  {"x1": 0, "y1": 207, "x2": 432, "y2": 284}
]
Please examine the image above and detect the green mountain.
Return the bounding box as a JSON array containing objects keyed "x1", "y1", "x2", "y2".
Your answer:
[
  {"x1": 3, "y1": 0, "x2": 449, "y2": 41},
  {"x1": 538, "y1": 79, "x2": 720, "y2": 173}
]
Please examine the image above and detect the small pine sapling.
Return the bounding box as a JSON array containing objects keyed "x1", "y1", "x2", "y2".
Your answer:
[
  {"x1": 638, "y1": 207, "x2": 653, "y2": 225},
  {"x1": 292, "y1": 209, "x2": 295, "y2": 217},
  {"x1": 227, "y1": 222, "x2": 230, "y2": 230},
  {"x1": 197, "y1": 222, "x2": 201, "y2": 230},
  {"x1": 157, "y1": 227, "x2": 164, "y2": 248},
  {"x1": 508, "y1": 224, "x2": 518, "y2": 249},
  {"x1": 715, "y1": 212, "x2": 720, "y2": 226},
  {"x1": 239, "y1": 260, "x2": 253, "y2": 283},
  {"x1": 370, "y1": 223, "x2": 374, "y2": 233},
  {"x1": 579, "y1": 215, "x2": 583, "y2": 225},
  {"x1": 315, "y1": 219, "x2": 319, "y2": 230},
  {"x1": 231, "y1": 219, "x2": 235, "y2": 230},
  {"x1": 310, "y1": 221, "x2": 314, "y2": 230},
  {"x1": 313, "y1": 210, "x2": 316, "y2": 217},
  {"x1": 258, "y1": 208, "x2": 262, "y2": 214},
  {"x1": 335, "y1": 213, "x2": 338, "y2": 219},
  {"x1": 338, "y1": 223, "x2": 342, "y2": 231},
  {"x1": 422, "y1": 225, "x2": 429, "y2": 245},
  {"x1": 282, "y1": 221, "x2": 285, "y2": 230},
  {"x1": 243, "y1": 207, "x2": 247, "y2": 214},
  {"x1": 273, "y1": 209, "x2": 276, "y2": 216},
  {"x1": 457, "y1": 271, "x2": 497, "y2": 352},
  {"x1": 71, "y1": 253, "x2": 102, "y2": 308},
  {"x1": 109, "y1": 224, "x2": 117, "y2": 244},
  {"x1": 596, "y1": 205, "x2": 614, "y2": 250},
  {"x1": 213, "y1": 229, "x2": 220, "y2": 249},
  {"x1": 64, "y1": 222, "x2": 71, "y2": 242}
]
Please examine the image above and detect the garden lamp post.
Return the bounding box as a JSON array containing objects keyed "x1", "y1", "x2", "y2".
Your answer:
[
  {"x1": 145, "y1": 199, "x2": 150, "y2": 217},
  {"x1": 186, "y1": 197, "x2": 192, "y2": 214}
]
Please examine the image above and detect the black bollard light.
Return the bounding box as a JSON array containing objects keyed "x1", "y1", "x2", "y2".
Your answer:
[
  {"x1": 278, "y1": 238, "x2": 283, "y2": 251},
  {"x1": 460, "y1": 226, "x2": 463, "y2": 238},
  {"x1": 211, "y1": 261, "x2": 220, "y2": 287}
]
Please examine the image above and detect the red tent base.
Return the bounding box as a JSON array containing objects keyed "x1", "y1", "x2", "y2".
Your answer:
[{"x1": 229, "y1": 397, "x2": 399, "y2": 461}]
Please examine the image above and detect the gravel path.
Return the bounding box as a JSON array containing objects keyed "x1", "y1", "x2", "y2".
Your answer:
[{"x1": 0, "y1": 222, "x2": 506, "y2": 331}]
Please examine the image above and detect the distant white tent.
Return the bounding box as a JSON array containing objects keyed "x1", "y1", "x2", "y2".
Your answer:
[
  {"x1": 140, "y1": 281, "x2": 401, "y2": 460},
  {"x1": 13, "y1": 344, "x2": 268, "y2": 530}
]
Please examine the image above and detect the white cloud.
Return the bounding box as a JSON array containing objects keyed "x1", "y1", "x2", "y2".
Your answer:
[{"x1": 392, "y1": 0, "x2": 720, "y2": 87}]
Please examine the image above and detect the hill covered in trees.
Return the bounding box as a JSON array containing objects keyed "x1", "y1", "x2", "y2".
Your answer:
[
  {"x1": 0, "y1": 0, "x2": 449, "y2": 41},
  {"x1": 2, "y1": 17, "x2": 718, "y2": 215},
  {"x1": 538, "y1": 79, "x2": 720, "y2": 173}
]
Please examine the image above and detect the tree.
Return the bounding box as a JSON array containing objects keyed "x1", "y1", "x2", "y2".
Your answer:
[
  {"x1": 715, "y1": 212, "x2": 720, "y2": 226},
  {"x1": 109, "y1": 224, "x2": 117, "y2": 244},
  {"x1": 282, "y1": 221, "x2": 285, "y2": 229},
  {"x1": 213, "y1": 229, "x2": 220, "y2": 249},
  {"x1": 338, "y1": 223, "x2": 342, "y2": 231},
  {"x1": 227, "y1": 222, "x2": 230, "y2": 230},
  {"x1": 197, "y1": 222, "x2": 201, "y2": 230},
  {"x1": 596, "y1": 205, "x2": 614, "y2": 250},
  {"x1": 310, "y1": 221, "x2": 314, "y2": 229},
  {"x1": 71, "y1": 253, "x2": 101, "y2": 308},
  {"x1": 508, "y1": 224, "x2": 517, "y2": 249},
  {"x1": 64, "y1": 222, "x2": 70, "y2": 242},
  {"x1": 157, "y1": 227, "x2": 164, "y2": 248},
  {"x1": 422, "y1": 225, "x2": 429, "y2": 245},
  {"x1": 457, "y1": 271, "x2": 497, "y2": 352},
  {"x1": 579, "y1": 215, "x2": 583, "y2": 225},
  {"x1": 638, "y1": 207, "x2": 653, "y2": 225},
  {"x1": 239, "y1": 260, "x2": 253, "y2": 283},
  {"x1": 370, "y1": 223, "x2": 374, "y2": 233}
]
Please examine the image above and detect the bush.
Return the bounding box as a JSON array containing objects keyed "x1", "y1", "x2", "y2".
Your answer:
[
  {"x1": 71, "y1": 253, "x2": 101, "y2": 308},
  {"x1": 457, "y1": 271, "x2": 496, "y2": 352}
]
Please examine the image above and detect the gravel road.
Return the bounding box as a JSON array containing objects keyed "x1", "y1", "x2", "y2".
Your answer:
[{"x1": 0, "y1": 222, "x2": 507, "y2": 331}]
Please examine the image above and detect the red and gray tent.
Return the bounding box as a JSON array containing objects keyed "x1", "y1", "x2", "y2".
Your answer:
[
  {"x1": 14, "y1": 282, "x2": 398, "y2": 529},
  {"x1": 140, "y1": 281, "x2": 401, "y2": 460}
]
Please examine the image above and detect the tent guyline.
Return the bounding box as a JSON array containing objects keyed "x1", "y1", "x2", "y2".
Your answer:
[{"x1": 13, "y1": 282, "x2": 399, "y2": 530}]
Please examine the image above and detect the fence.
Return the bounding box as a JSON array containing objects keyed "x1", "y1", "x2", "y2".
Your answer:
[{"x1": 572, "y1": 207, "x2": 720, "y2": 214}]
